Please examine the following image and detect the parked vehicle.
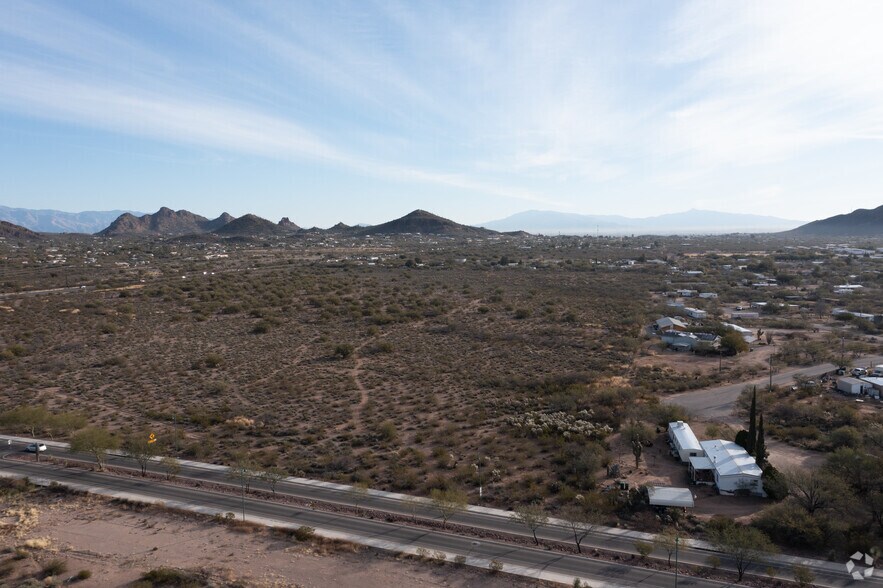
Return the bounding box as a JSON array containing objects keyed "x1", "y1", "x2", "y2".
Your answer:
[{"x1": 852, "y1": 367, "x2": 868, "y2": 377}]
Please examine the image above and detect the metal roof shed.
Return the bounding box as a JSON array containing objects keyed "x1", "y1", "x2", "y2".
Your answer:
[{"x1": 648, "y1": 486, "x2": 695, "y2": 508}]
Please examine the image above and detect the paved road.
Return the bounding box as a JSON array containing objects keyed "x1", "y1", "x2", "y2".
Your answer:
[
  {"x1": 663, "y1": 354, "x2": 883, "y2": 422},
  {"x1": 2, "y1": 438, "x2": 872, "y2": 587},
  {"x1": 1, "y1": 454, "x2": 732, "y2": 588}
]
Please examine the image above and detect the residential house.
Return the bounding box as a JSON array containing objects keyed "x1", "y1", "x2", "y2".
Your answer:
[
  {"x1": 654, "y1": 317, "x2": 688, "y2": 332},
  {"x1": 668, "y1": 421, "x2": 704, "y2": 462},
  {"x1": 683, "y1": 307, "x2": 707, "y2": 319},
  {"x1": 694, "y1": 439, "x2": 765, "y2": 496}
]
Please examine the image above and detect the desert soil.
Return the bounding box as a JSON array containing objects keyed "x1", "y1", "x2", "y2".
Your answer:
[{"x1": 0, "y1": 492, "x2": 549, "y2": 587}]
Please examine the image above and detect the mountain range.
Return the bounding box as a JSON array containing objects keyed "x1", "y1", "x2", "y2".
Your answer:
[
  {"x1": 786, "y1": 204, "x2": 883, "y2": 237},
  {"x1": 481, "y1": 209, "x2": 804, "y2": 235},
  {"x1": 2, "y1": 205, "x2": 880, "y2": 238},
  {"x1": 93, "y1": 208, "x2": 489, "y2": 238},
  {"x1": 0, "y1": 206, "x2": 144, "y2": 234}
]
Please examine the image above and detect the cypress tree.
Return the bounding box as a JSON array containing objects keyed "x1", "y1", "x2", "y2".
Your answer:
[
  {"x1": 755, "y1": 413, "x2": 767, "y2": 465},
  {"x1": 747, "y1": 386, "x2": 757, "y2": 455}
]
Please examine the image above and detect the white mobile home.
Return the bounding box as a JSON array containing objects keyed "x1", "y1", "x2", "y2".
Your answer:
[
  {"x1": 699, "y1": 439, "x2": 765, "y2": 497},
  {"x1": 683, "y1": 307, "x2": 707, "y2": 319},
  {"x1": 668, "y1": 421, "x2": 704, "y2": 462}
]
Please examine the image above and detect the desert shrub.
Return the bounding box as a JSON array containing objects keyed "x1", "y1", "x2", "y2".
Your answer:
[
  {"x1": 75, "y1": 570, "x2": 92, "y2": 581},
  {"x1": 292, "y1": 526, "x2": 315, "y2": 541},
  {"x1": 41, "y1": 558, "x2": 67, "y2": 577},
  {"x1": 139, "y1": 567, "x2": 205, "y2": 587},
  {"x1": 333, "y1": 343, "x2": 354, "y2": 359},
  {"x1": 203, "y1": 353, "x2": 223, "y2": 369},
  {"x1": 376, "y1": 420, "x2": 397, "y2": 442},
  {"x1": 754, "y1": 501, "x2": 826, "y2": 549},
  {"x1": 489, "y1": 559, "x2": 504, "y2": 573},
  {"x1": 762, "y1": 465, "x2": 789, "y2": 501},
  {"x1": 827, "y1": 426, "x2": 862, "y2": 450}
]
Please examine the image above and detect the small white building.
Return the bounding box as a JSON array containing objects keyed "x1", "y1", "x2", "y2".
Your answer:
[
  {"x1": 668, "y1": 421, "x2": 704, "y2": 462},
  {"x1": 837, "y1": 377, "x2": 871, "y2": 396},
  {"x1": 729, "y1": 310, "x2": 760, "y2": 320},
  {"x1": 648, "y1": 486, "x2": 694, "y2": 508},
  {"x1": 722, "y1": 323, "x2": 757, "y2": 343},
  {"x1": 699, "y1": 439, "x2": 765, "y2": 496},
  {"x1": 655, "y1": 317, "x2": 688, "y2": 332},
  {"x1": 859, "y1": 377, "x2": 883, "y2": 399},
  {"x1": 683, "y1": 307, "x2": 707, "y2": 319},
  {"x1": 698, "y1": 292, "x2": 718, "y2": 299}
]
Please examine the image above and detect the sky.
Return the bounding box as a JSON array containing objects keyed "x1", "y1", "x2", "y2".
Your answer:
[{"x1": 1, "y1": 1, "x2": 882, "y2": 228}]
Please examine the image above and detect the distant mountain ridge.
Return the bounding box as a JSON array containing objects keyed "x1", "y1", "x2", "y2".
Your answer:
[
  {"x1": 786, "y1": 204, "x2": 883, "y2": 237},
  {"x1": 0, "y1": 206, "x2": 144, "y2": 234},
  {"x1": 483, "y1": 209, "x2": 803, "y2": 234},
  {"x1": 99, "y1": 207, "x2": 234, "y2": 237}
]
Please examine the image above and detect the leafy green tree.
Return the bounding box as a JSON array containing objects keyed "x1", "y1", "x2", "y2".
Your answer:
[
  {"x1": 259, "y1": 467, "x2": 286, "y2": 497},
  {"x1": 511, "y1": 503, "x2": 549, "y2": 545},
  {"x1": 160, "y1": 456, "x2": 180, "y2": 480},
  {"x1": 70, "y1": 427, "x2": 119, "y2": 471},
  {"x1": 561, "y1": 499, "x2": 604, "y2": 554},
  {"x1": 793, "y1": 564, "x2": 815, "y2": 587},
  {"x1": 721, "y1": 330, "x2": 749, "y2": 355},
  {"x1": 785, "y1": 469, "x2": 850, "y2": 514},
  {"x1": 634, "y1": 540, "x2": 653, "y2": 560},
  {"x1": 430, "y1": 488, "x2": 467, "y2": 529},
  {"x1": 123, "y1": 431, "x2": 162, "y2": 476},
  {"x1": 0, "y1": 405, "x2": 50, "y2": 437},
  {"x1": 712, "y1": 525, "x2": 778, "y2": 581},
  {"x1": 653, "y1": 527, "x2": 681, "y2": 567},
  {"x1": 46, "y1": 412, "x2": 87, "y2": 439}
]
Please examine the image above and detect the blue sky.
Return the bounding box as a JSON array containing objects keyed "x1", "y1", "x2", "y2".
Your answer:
[{"x1": 1, "y1": 1, "x2": 882, "y2": 227}]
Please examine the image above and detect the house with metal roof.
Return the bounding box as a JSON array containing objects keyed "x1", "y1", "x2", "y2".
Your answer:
[
  {"x1": 668, "y1": 421, "x2": 704, "y2": 462},
  {"x1": 654, "y1": 316, "x2": 688, "y2": 332},
  {"x1": 696, "y1": 439, "x2": 765, "y2": 496}
]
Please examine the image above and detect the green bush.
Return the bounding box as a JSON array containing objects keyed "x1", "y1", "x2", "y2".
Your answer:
[
  {"x1": 292, "y1": 526, "x2": 315, "y2": 541},
  {"x1": 75, "y1": 570, "x2": 93, "y2": 581},
  {"x1": 41, "y1": 558, "x2": 68, "y2": 577}
]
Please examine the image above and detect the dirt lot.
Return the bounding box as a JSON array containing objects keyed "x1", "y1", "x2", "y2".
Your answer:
[{"x1": 0, "y1": 488, "x2": 548, "y2": 587}]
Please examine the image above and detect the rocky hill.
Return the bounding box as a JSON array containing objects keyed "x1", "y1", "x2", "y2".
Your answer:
[
  {"x1": 212, "y1": 214, "x2": 294, "y2": 237},
  {"x1": 359, "y1": 210, "x2": 496, "y2": 237},
  {"x1": 787, "y1": 204, "x2": 883, "y2": 237},
  {"x1": 98, "y1": 208, "x2": 233, "y2": 237},
  {"x1": 0, "y1": 220, "x2": 41, "y2": 240}
]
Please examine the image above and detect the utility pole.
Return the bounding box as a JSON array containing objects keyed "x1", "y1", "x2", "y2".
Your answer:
[{"x1": 768, "y1": 354, "x2": 773, "y2": 392}]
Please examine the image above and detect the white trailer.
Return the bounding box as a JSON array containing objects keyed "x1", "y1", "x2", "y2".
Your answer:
[{"x1": 837, "y1": 377, "x2": 869, "y2": 395}]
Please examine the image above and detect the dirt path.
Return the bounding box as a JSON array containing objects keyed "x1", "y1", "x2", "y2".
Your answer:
[{"x1": 350, "y1": 353, "x2": 370, "y2": 433}]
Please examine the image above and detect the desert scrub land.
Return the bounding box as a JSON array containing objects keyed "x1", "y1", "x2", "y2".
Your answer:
[
  {"x1": 0, "y1": 234, "x2": 656, "y2": 506},
  {"x1": 0, "y1": 478, "x2": 550, "y2": 587}
]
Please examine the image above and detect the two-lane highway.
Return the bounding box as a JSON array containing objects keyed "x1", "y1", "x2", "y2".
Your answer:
[
  {"x1": 1, "y1": 455, "x2": 730, "y2": 588},
  {"x1": 2, "y1": 437, "x2": 875, "y2": 587}
]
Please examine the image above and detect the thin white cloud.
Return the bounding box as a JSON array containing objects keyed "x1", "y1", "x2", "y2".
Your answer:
[
  {"x1": 0, "y1": 60, "x2": 557, "y2": 206},
  {"x1": 658, "y1": 1, "x2": 883, "y2": 167}
]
